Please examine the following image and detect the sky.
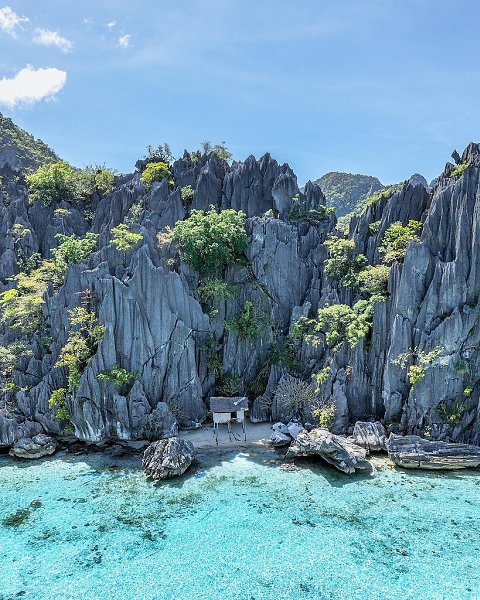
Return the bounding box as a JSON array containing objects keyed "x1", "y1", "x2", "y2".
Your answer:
[{"x1": 0, "y1": 0, "x2": 480, "y2": 185}]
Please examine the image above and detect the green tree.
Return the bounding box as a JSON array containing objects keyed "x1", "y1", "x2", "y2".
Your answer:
[
  {"x1": 379, "y1": 220, "x2": 422, "y2": 263},
  {"x1": 140, "y1": 162, "x2": 173, "y2": 191},
  {"x1": 26, "y1": 161, "x2": 77, "y2": 206},
  {"x1": 52, "y1": 233, "x2": 98, "y2": 278},
  {"x1": 111, "y1": 224, "x2": 144, "y2": 252},
  {"x1": 171, "y1": 207, "x2": 247, "y2": 275},
  {"x1": 324, "y1": 236, "x2": 368, "y2": 287},
  {"x1": 55, "y1": 306, "x2": 105, "y2": 389}
]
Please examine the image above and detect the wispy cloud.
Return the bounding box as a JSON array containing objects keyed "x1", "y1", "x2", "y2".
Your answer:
[
  {"x1": 0, "y1": 6, "x2": 29, "y2": 38},
  {"x1": 118, "y1": 34, "x2": 131, "y2": 48},
  {"x1": 0, "y1": 65, "x2": 67, "y2": 108},
  {"x1": 107, "y1": 21, "x2": 116, "y2": 29},
  {"x1": 33, "y1": 28, "x2": 73, "y2": 52}
]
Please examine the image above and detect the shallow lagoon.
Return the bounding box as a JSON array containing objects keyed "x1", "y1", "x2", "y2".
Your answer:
[{"x1": 0, "y1": 449, "x2": 479, "y2": 600}]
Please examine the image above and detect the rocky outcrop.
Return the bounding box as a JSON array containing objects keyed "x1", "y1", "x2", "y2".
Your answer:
[
  {"x1": 142, "y1": 437, "x2": 195, "y2": 480},
  {"x1": 352, "y1": 421, "x2": 387, "y2": 451},
  {"x1": 2, "y1": 129, "x2": 480, "y2": 450},
  {"x1": 270, "y1": 421, "x2": 304, "y2": 447},
  {"x1": 287, "y1": 428, "x2": 371, "y2": 474},
  {"x1": 9, "y1": 434, "x2": 57, "y2": 459},
  {"x1": 386, "y1": 434, "x2": 480, "y2": 470}
]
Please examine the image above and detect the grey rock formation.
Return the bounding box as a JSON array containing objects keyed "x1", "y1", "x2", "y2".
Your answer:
[
  {"x1": 287, "y1": 428, "x2": 371, "y2": 474},
  {"x1": 352, "y1": 421, "x2": 387, "y2": 451},
  {"x1": 270, "y1": 422, "x2": 292, "y2": 447},
  {"x1": 9, "y1": 434, "x2": 56, "y2": 459},
  {"x1": 142, "y1": 437, "x2": 195, "y2": 480},
  {"x1": 2, "y1": 126, "x2": 480, "y2": 452},
  {"x1": 386, "y1": 434, "x2": 480, "y2": 469}
]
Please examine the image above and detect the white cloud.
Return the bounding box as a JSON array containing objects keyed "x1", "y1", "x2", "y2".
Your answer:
[
  {"x1": 33, "y1": 28, "x2": 73, "y2": 52},
  {"x1": 0, "y1": 66, "x2": 67, "y2": 108},
  {"x1": 83, "y1": 17, "x2": 93, "y2": 25},
  {"x1": 107, "y1": 20, "x2": 116, "y2": 29},
  {"x1": 118, "y1": 34, "x2": 131, "y2": 48},
  {"x1": 0, "y1": 6, "x2": 29, "y2": 37}
]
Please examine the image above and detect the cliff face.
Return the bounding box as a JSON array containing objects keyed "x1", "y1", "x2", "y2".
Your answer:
[{"x1": 1, "y1": 136, "x2": 480, "y2": 448}]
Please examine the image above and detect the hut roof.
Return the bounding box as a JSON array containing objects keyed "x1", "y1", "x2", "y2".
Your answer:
[{"x1": 210, "y1": 396, "x2": 248, "y2": 412}]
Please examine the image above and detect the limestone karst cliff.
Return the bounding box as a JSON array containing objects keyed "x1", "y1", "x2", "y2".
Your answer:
[{"x1": 1, "y1": 126, "x2": 479, "y2": 448}]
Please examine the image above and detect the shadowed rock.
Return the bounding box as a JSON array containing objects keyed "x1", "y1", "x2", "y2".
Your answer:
[
  {"x1": 142, "y1": 437, "x2": 195, "y2": 480},
  {"x1": 352, "y1": 421, "x2": 387, "y2": 452},
  {"x1": 9, "y1": 434, "x2": 57, "y2": 459},
  {"x1": 287, "y1": 428, "x2": 371, "y2": 474},
  {"x1": 386, "y1": 434, "x2": 480, "y2": 470}
]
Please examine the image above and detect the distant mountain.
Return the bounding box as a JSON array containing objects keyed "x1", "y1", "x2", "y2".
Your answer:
[
  {"x1": 314, "y1": 172, "x2": 384, "y2": 217},
  {"x1": 0, "y1": 112, "x2": 58, "y2": 173}
]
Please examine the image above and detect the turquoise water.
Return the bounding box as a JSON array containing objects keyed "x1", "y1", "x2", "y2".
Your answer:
[{"x1": 0, "y1": 449, "x2": 479, "y2": 600}]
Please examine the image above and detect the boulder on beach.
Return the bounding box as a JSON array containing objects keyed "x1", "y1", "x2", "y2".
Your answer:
[
  {"x1": 352, "y1": 421, "x2": 387, "y2": 452},
  {"x1": 142, "y1": 437, "x2": 195, "y2": 480},
  {"x1": 270, "y1": 421, "x2": 305, "y2": 447},
  {"x1": 9, "y1": 434, "x2": 57, "y2": 459},
  {"x1": 287, "y1": 428, "x2": 371, "y2": 474},
  {"x1": 386, "y1": 434, "x2": 480, "y2": 470}
]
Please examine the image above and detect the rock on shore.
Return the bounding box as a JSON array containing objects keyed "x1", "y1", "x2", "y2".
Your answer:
[
  {"x1": 142, "y1": 437, "x2": 195, "y2": 480},
  {"x1": 386, "y1": 434, "x2": 480, "y2": 470},
  {"x1": 287, "y1": 428, "x2": 371, "y2": 474},
  {"x1": 9, "y1": 434, "x2": 57, "y2": 459},
  {"x1": 352, "y1": 421, "x2": 387, "y2": 452}
]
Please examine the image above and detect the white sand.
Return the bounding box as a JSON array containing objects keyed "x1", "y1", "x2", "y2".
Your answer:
[{"x1": 179, "y1": 420, "x2": 273, "y2": 450}]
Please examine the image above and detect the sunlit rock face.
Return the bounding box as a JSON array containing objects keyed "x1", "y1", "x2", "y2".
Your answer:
[{"x1": 1, "y1": 139, "x2": 480, "y2": 445}]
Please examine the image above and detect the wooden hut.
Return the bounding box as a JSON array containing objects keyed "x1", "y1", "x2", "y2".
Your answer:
[{"x1": 209, "y1": 396, "x2": 248, "y2": 444}]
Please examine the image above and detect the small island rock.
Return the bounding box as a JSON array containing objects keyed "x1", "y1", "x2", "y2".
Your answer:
[{"x1": 142, "y1": 437, "x2": 195, "y2": 480}]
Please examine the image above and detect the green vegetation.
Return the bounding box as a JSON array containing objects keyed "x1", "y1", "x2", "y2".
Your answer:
[
  {"x1": 140, "y1": 162, "x2": 173, "y2": 190},
  {"x1": 437, "y1": 400, "x2": 467, "y2": 425},
  {"x1": 0, "y1": 261, "x2": 55, "y2": 333},
  {"x1": 288, "y1": 194, "x2": 335, "y2": 222},
  {"x1": 171, "y1": 207, "x2": 248, "y2": 275},
  {"x1": 111, "y1": 223, "x2": 144, "y2": 252},
  {"x1": 48, "y1": 387, "x2": 70, "y2": 423},
  {"x1": 0, "y1": 342, "x2": 31, "y2": 407},
  {"x1": 369, "y1": 220, "x2": 381, "y2": 235},
  {"x1": 324, "y1": 236, "x2": 367, "y2": 287},
  {"x1": 55, "y1": 305, "x2": 105, "y2": 389},
  {"x1": 145, "y1": 143, "x2": 174, "y2": 164},
  {"x1": 451, "y1": 161, "x2": 471, "y2": 178},
  {"x1": 314, "y1": 172, "x2": 384, "y2": 218},
  {"x1": 0, "y1": 232, "x2": 99, "y2": 335},
  {"x1": 51, "y1": 233, "x2": 98, "y2": 278},
  {"x1": 272, "y1": 374, "x2": 336, "y2": 426},
  {"x1": 215, "y1": 373, "x2": 242, "y2": 396},
  {"x1": 26, "y1": 162, "x2": 115, "y2": 206},
  {"x1": 250, "y1": 339, "x2": 300, "y2": 397},
  {"x1": 379, "y1": 220, "x2": 422, "y2": 263},
  {"x1": 355, "y1": 265, "x2": 390, "y2": 297},
  {"x1": 180, "y1": 185, "x2": 195, "y2": 206},
  {"x1": 294, "y1": 301, "x2": 373, "y2": 351},
  {"x1": 464, "y1": 385, "x2": 473, "y2": 397},
  {"x1": 97, "y1": 365, "x2": 137, "y2": 395},
  {"x1": 393, "y1": 347, "x2": 442, "y2": 387},
  {"x1": 365, "y1": 183, "x2": 403, "y2": 207},
  {"x1": 196, "y1": 278, "x2": 235, "y2": 305},
  {"x1": 0, "y1": 112, "x2": 58, "y2": 172},
  {"x1": 312, "y1": 366, "x2": 332, "y2": 390},
  {"x1": 201, "y1": 141, "x2": 232, "y2": 161},
  {"x1": 226, "y1": 300, "x2": 265, "y2": 340}
]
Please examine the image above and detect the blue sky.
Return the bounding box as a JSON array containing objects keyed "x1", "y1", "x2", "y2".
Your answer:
[{"x1": 0, "y1": 1, "x2": 479, "y2": 185}]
